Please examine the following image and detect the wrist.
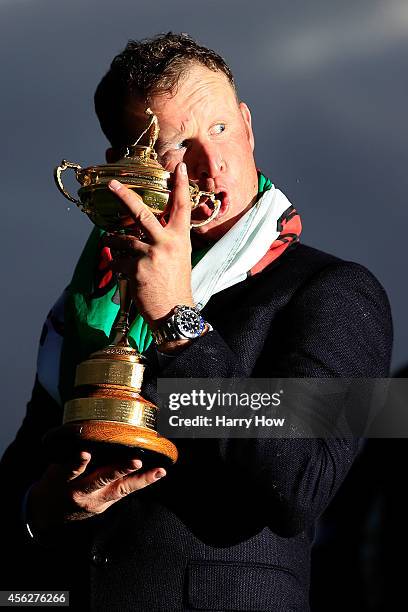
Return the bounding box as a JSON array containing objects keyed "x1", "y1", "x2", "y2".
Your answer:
[
  {"x1": 148, "y1": 298, "x2": 196, "y2": 330},
  {"x1": 24, "y1": 484, "x2": 61, "y2": 546}
]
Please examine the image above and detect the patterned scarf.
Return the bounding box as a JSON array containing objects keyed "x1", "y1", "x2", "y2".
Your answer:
[{"x1": 37, "y1": 172, "x2": 301, "y2": 405}]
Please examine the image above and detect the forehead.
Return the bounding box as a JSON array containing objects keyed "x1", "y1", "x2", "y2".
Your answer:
[
  {"x1": 126, "y1": 64, "x2": 239, "y2": 138},
  {"x1": 153, "y1": 64, "x2": 237, "y2": 115}
]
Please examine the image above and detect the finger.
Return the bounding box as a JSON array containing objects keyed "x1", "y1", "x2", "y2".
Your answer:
[
  {"x1": 103, "y1": 234, "x2": 150, "y2": 255},
  {"x1": 102, "y1": 467, "x2": 166, "y2": 502},
  {"x1": 77, "y1": 458, "x2": 143, "y2": 494},
  {"x1": 166, "y1": 162, "x2": 191, "y2": 231},
  {"x1": 66, "y1": 451, "x2": 93, "y2": 481},
  {"x1": 48, "y1": 451, "x2": 92, "y2": 482},
  {"x1": 108, "y1": 180, "x2": 163, "y2": 241}
]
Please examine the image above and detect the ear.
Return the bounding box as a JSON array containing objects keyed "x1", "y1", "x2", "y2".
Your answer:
[
  {"x1": 239, "y1": 102, "x2": 255, "y2": 151},
  {"x1": 105, "y1": 147, "x2": 121, "y2": 163}
]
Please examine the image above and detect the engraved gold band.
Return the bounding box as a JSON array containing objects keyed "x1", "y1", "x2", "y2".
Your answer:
[
  {"x1": 63, "y1": 398, "x2": 157, "y2": 430},
  {"x1": 75, "y1": 359, "x2": 144, "y2": 390}
]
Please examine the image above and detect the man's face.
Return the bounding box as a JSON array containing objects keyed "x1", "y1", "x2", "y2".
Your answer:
[{"x1": 124, "y1": 64, "x2": 259, "y2": 241}]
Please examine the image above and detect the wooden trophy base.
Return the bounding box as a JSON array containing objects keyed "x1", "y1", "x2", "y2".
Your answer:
[
  {"x1": 43, "y1": 419, "x2": 178, "y2": 471},
  {"x1": 43, "y1": 335, "x2": 178, "y2": 471}
]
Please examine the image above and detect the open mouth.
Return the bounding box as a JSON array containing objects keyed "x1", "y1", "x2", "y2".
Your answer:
[{"x1": 190, "y1": 191, "x2": 229, "y2": 223}]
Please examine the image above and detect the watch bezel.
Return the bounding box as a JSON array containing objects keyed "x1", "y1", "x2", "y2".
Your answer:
[{"x1": 173, "y1": 305, "x2": 205, "y2": 339}]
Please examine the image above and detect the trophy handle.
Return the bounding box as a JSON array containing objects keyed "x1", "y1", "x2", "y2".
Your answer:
[
  {"x1": 54, "y1": 159, "x2": 83, "y2": 204},
  {"x1": 190, "y1": 193, "x2": 221, "y2": 228}
]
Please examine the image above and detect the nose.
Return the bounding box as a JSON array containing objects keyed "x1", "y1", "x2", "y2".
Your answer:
[{"x1": 185, "y1": 141, "x2": 225, "y2": 180}]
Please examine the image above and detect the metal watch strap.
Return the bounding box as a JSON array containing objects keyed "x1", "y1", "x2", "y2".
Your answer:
[
  {"x1": 152, "y1": 318, "x2": 180, "y2": 345},
  {"x1": 152, "y1": 322, "x2": 213, "y2": 345},
  {"x1": 152, "y1": 308, "x2": 213, "y2": 345}
]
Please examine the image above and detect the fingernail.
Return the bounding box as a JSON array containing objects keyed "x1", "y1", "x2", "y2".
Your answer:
[
  {"x1": 109, "y1": 179, "x2": 122, "y2": 191},
  {"x1": 179, "y1": 162, "x2": 187, "y2": 175},
  {"x1": 154, "y1": 469, "x2": 165, "y2": 480}
]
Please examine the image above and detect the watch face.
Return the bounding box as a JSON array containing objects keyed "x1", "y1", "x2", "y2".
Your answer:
[{"x1": 174, "y1": 307, "x2": 205, "y2": 339}]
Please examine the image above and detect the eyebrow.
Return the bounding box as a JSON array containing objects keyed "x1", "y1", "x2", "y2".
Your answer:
[
  {"x1": 158, "y1": 121, "x2": 189, "y2": 148},
  {"x1": 157, "y1": 133, "x2": 184, "y2": 150},
  {"x1": 159, "y1": 135, "x2": 179, "y2": 145}
]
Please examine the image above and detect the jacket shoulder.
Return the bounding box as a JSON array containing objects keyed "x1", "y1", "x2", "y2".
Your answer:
[
  {"x1": 291, "y1": 243, "x2": 390, "y2": 299},
  {"x1": 281, "y1": 243, "x2": 346, "y2": 271},
  {"x1": 276, "y1": 243, "x2": 389, "y2": 300}
]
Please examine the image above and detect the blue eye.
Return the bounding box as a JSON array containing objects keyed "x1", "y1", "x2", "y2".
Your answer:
[
  {"x1": 174, "y1": 140, "x2": 188, "y2": 151},
  {"x1": 213, "y1": 123, "x2": 226, "y2": 134}
]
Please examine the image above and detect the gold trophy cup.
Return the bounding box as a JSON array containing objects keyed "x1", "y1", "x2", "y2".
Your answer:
[{"x1": 46, "y1": 109, "x2": 221, "y2": 468}]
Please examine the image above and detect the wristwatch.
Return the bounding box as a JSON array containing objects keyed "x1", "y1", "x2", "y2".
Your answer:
[{"x1": 152, "y1": 305, "x2": 213, "y2": 345}]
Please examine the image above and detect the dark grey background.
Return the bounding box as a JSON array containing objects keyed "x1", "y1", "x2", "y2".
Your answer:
[{"x1": 1, "y1": 0, "x2": 407, "y2": 453}]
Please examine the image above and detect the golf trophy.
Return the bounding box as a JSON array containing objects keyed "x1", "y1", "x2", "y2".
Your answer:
[{"x1": 48, "y1": 108, "x2": 221, "y2": 467}]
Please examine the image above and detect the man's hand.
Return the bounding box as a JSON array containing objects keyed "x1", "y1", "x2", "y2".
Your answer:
[
  {"x1": 104, "y1": 161, "x2": 195, "y2": 327},
  {"x1": 27, "y1": 451, "x2": 166, "y2": 537}
]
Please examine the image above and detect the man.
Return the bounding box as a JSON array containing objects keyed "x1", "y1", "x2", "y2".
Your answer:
[{"x1": 0, "y1": 33, "x2": 392, "y2": 611}]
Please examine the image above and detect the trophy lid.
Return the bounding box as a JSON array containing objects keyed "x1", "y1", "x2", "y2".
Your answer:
[
  {"x1": 76, "y1": 109, "x2": 171, "y2": 193},
  {"x1": 55, "y1": 108, "x2": 221, "y2": 231}
]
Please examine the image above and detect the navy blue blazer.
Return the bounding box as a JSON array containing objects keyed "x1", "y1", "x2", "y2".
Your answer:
[{"x1": 0, "y1": 243, "x2": 393, "y2": 611}]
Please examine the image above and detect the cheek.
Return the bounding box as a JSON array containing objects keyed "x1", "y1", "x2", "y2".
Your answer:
[
  {"x1": 224, "y1": 139, "x2": 252, "y2": 174},
  {"x1": 227, "y1": 128, "x2": 254, "y2": 158}
]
